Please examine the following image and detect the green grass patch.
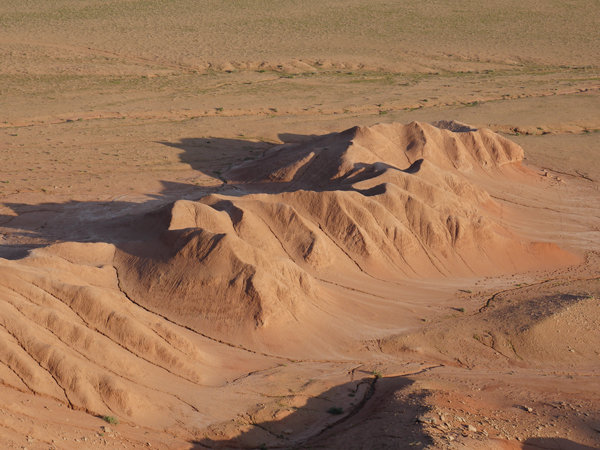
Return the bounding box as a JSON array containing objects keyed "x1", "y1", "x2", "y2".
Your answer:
[{"x1": 102, "y1": 415, "x2": 119, "y2": 425}]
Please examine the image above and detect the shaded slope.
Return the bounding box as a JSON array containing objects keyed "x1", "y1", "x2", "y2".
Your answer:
[
  {"x1": 225, "y1": 121, "x2": 525, "y2": 188},
  {"x1": 379, "y1": 278, "x2": 600, "y2": 370}
]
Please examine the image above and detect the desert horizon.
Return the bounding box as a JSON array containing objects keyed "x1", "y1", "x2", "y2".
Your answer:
[{"x1": 1, "y1": 1, "x2": 599, "y2": 449}]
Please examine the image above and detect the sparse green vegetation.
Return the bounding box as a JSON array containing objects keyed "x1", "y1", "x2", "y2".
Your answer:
[
  {"x1": 102, "y1": 415, "x2": 119, "y2": 425},
  {"x1": 327, "y1": 406, "x2": 344, "y2": 415},
  {"x1": 373, "y1": 370, "x2": 383, "y2": 378}
]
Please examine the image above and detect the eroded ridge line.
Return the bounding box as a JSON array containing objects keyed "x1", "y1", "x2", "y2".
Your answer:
[
  {"x1": 0, "y1": 321, "x2": 74, "y2": 409},
  {"x1": 478, "y1": 275, "x2": 600, "y2": 313},
  {"x1": 113, "y1": 265, "x2": 363, "y2": 365}
]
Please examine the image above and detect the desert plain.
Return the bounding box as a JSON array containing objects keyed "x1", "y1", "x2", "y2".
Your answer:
[{"x1": 1, "y1": 1, "x2": 600, "y2": 449}]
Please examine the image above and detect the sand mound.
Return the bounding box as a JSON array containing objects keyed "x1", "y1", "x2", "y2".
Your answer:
[
  {"x1": 0, "y1": 122, "x2": 583, "y2": 426},
  {"x1": 115, "y1": 214, "x2": 324, "y2": 340},
  {"x1": 226, "y1": 121, "x2": 525, "y2": 187},
  {"x1": 110, "y1": 122, "x2": 578, "y2": 337},
  {"x1": 107, "y1": 122, "x2": 578, "y2": 347},
  {"x1": 0, "y1": 247, "x2": 216, "y2": 423},
  {"x1": 217, "y1": 122, "x2": 575, "y2": 278}
]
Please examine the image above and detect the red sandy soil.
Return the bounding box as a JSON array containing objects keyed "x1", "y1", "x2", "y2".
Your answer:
[
  {"x1": 2, "y1": 122, "x2": 600, "y2": 450},
  {"x1": 1, "y1": 2, "x2": 600, "y2": 450}
]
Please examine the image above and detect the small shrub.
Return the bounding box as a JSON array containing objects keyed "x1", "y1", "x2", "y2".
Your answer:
[
  {"x1": 327, "y1": 407, "x2": 343, "y2": 415},
  {"x1": 102, "y1": 415, "x2": 119, "y2": 425},
  {"x1": 372, "y1": 370, "x2": 383, "y2": 379},
  {"x1": 458, "y1": 307, "x2": 465, "y2": 312}
]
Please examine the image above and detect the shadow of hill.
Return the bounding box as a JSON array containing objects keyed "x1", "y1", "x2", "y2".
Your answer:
[
  {"x1": 190, "y1": 376, "x2": 434, "y2": 450},
  {"x1": 0, "y1": 181, "x2": 189, "y2": 259},
  {"x1": 277, "y1": 132, "x2": 321, "y2": 144},
  {"x1": 157, "y1": 131, "x2": 334, "y2": 186},
  {"x1": 157, "y1": 136, "x2": 274, "y2": 176},
  {"x1": 0, "y1": 129, "x2": 393, "y2": 259},
  {"x1": 0, "y1": 132, "x2": 294, "y2": 259},
  {"x1": 0, "y1": 128, "x2": 470, "y2": 260}
]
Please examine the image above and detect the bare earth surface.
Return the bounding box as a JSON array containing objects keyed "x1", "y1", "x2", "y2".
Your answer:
[{"x1": 1, "y1": 1, "x2": 600, "y2": 450}]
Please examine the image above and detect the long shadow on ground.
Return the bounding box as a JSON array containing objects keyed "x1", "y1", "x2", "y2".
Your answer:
[
  {"x1": 0, "y1": 134, "x2": 300, "y2": 258},
  {"x1": 191, "y1": 376, "x2": 434, "y2": 450}
]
